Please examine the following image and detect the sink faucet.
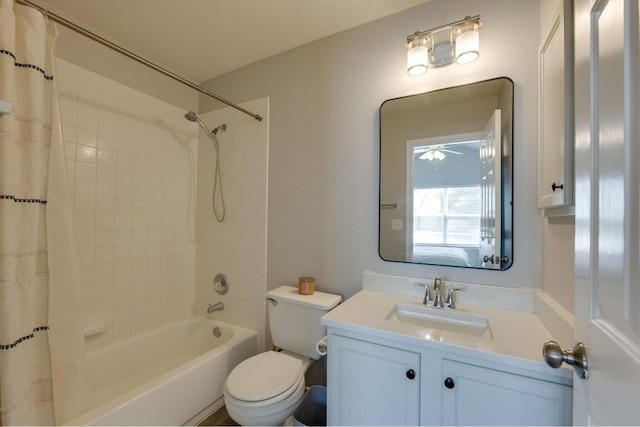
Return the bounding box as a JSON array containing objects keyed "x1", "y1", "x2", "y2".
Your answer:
[
  {"x1": 432, "y1": 277, "x2": 444, "y2": 308},
  {"x1": 416, "y1": 278, "x2": 466, "y2": 309},
  {"x1": 207, "y1": 301, "x2": 224, "y2": 314}
]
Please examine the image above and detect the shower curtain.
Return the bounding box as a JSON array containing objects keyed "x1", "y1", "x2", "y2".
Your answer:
[
  {"x1": 0, "y1": 0, "x2": 57, "y2": 424},
  {"x1": 47, "y1": 55, "x2": 87, "y2": 426}
]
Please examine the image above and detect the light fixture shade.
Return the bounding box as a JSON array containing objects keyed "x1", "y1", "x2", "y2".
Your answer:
[
  {"x1": 455, "y1": 18, "x2": 481, "y2": 64},
  {"x1": 407, "y1": 36, "x2": 428, "y2": 76}
]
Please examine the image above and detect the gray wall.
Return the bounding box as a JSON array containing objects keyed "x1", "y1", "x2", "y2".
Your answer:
[{"x1": 200, "y1": 0, "x2": 548, "y2": 299}]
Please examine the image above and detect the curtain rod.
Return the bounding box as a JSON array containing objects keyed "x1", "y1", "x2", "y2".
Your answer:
[{"x1": 16, "y1": 0, "x2": 263, "y2": 122}]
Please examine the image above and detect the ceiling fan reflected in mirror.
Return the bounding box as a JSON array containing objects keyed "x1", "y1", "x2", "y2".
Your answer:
[{"x1": 415, "y1": 145, "x2": 463, "y2": 161}]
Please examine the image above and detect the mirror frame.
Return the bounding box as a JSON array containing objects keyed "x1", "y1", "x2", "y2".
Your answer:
[{"x1": 378, "y1": 77, "x2": 514, "y2": 270}]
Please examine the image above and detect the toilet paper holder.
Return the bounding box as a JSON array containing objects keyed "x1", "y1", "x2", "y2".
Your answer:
[{"x1": 316, "y1": 335, "x2": 328, "y2": 356}]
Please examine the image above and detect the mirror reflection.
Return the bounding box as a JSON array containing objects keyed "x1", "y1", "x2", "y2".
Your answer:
[{"x1": 379, "y1": 77, "x2": 513, "y2": 270}]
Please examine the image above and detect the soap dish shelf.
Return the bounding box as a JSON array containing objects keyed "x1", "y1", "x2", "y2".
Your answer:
[{"x1": 0, "y1": 100, "x2": 11, "y2": 115}]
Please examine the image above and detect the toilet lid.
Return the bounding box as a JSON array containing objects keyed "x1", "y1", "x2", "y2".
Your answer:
[{"x1": 226, "y1": 351, "x2": 304, "y2": 402}]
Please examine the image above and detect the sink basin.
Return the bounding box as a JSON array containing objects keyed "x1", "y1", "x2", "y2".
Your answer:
[{"x1": 385, "y1": 303, "x2": 492, "y2": 338}]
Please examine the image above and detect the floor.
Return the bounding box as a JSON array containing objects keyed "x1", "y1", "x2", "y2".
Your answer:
[{"x1": 198, "y1": 405, "x2": 238, "y2": 426}]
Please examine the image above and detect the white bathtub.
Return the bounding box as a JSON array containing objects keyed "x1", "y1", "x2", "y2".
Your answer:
[{"x1": 65, "y1": 317, "x2": 257, "y2": 426}]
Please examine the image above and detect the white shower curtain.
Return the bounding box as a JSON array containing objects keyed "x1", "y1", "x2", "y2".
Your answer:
[
  {"x1": 46, "y1": 63, "x2": 88, "y2": 425},
  {"x1": 0, "y1": 0, "x2": 57, "y2": 424}
]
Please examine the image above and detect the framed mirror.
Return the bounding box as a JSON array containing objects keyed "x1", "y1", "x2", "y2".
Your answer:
[{"x1": 379, "y1": 77, "x2": 513, "y2": 270}]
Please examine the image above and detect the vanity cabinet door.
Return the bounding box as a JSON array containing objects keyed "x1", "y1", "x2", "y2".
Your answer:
[
  {"x1": 328, "y1": 334, "x2": 420, "y2": 426},
  {"x1": 440, "y1": 359, "x2": 572, "y2": 426}
]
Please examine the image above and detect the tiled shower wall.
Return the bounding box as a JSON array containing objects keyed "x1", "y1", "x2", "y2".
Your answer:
[
  {"x1": 195, "y1": 99, "x2": 269, "y2": 352},
  {"x1": 56, "y1": 59, "x2": 198, "y2": 350}
]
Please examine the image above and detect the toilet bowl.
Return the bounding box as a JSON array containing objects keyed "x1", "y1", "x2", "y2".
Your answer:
[
  {"x1": 223, "y1": 286, "x2": 342, "y2": 426},
  {"x1": 223, "y1": 351, "x2": 311, "y2": 425}
]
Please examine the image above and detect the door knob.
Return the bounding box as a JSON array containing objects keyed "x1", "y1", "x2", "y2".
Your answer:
[{"x1": 543, "y1": 340, "x2": 588, "y2": 379}]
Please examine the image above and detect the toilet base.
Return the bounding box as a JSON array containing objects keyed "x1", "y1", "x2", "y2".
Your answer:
[{"x1": 225, "y1": 394, "x2": 304, "y2": 426}]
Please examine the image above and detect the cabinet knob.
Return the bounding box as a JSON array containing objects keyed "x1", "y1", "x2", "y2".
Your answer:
[
  {"x1": 444, "y1": 377, "x2": 455, "y2": 389},
  {"x1": 406, "y1": 369, "x2": 416, "y2": 380}
]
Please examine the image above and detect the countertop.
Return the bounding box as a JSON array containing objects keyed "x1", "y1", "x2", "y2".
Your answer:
[{"x1": 321, "y1": 289, "x2": 573, "y2": 383}]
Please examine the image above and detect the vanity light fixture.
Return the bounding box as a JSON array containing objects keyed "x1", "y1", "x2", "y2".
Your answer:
[{"x1": 406, "y1": 15, "x2": 482, "y2": 76}]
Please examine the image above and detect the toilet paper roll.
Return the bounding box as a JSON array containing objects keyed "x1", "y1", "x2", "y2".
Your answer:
[{"x1": 316, "y1": 335, "x2": 328, "y2": 356}]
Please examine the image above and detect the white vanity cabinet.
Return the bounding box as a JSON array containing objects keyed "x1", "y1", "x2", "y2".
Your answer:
[
  {"x1": 327, "y1": 330, "x2": 572, "y2": 426},
  {"x1": 328, "y1": 334, "x2": 420, "y2": 426},
  {"x1": 439, "y1": 359, "x2": 572, "y2": 426}
]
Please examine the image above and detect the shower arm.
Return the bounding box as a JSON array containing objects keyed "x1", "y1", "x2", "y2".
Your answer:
[{"x1": 15, "y1": 0, "x2": 263, "y2": 122}]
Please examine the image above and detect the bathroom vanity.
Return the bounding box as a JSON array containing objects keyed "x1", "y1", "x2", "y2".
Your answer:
[{"x1": 322, "y1": 272, "x2": 573, "y2": 426}]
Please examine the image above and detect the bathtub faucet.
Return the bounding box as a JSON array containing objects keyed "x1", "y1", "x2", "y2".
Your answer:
[{"x1": 207, "y1": 301, "x2": 224, "y2": 314}]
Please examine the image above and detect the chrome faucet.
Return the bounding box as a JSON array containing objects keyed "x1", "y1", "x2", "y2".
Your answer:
[
  {"x1": 207, "y1": 301, "x2": 224, "y2": 314},
  {"x1": 432, "y1": 277, "x2": 444, "y2": 308},
  {"x1": 416, "y1": 278, "x2": 466, "y2": 309}
]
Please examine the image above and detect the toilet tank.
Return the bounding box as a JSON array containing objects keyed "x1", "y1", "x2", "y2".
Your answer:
[{"x1": 267, "y1": 285, "x2": 342, "y2": 360}]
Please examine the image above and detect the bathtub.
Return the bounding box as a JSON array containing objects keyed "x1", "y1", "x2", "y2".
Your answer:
[{"x1": 65, "y1": 317, "x2": 257, "y2": 426}]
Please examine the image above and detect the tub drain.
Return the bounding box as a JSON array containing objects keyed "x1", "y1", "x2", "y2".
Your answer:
[{"x1": 212, "y1": 326, "x2": 222, "y2": 338}]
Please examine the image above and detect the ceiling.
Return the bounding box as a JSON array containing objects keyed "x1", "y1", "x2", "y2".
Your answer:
[{"x1": 34, "y1": 0, "x2": 427, "y2": 83}]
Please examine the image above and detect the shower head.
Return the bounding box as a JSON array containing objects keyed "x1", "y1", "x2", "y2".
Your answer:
[
  {"x1": 185, "y1": 111, "x2": 227, "y2": 137},
  {"x1": 184, "y1": 110, "x2": 198, "y2": 122},
  {"x1": 184, "y1": 110, "x2": 213, "y2": 136}
]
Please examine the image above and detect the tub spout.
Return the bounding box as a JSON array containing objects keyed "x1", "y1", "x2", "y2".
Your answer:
[{"x1": 207, "y1": 301, "x2": 224, "y2": 314}]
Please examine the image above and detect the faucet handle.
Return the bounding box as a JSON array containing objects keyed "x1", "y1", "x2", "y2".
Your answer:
[
  {"x1": 414, "y1": 283, "x2": 432, "y2": 305},
  {"x1": 445, "y1": 288, "x2": 466, "y2": 309}
]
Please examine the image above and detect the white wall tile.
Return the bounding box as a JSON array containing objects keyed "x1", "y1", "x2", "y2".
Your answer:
[
  {"x1": 77, "y1": 127, "x2": 98, "y2": 146},
  {"x1": 96, "y1": 148, "x2": 116, "y2": 166},
  {"x1": 59, "y1": 61, "x2": 266, "y2": 352},
  {"x1": 58, "y1": 60, "x2": 199, "y2": 349},
  {"x1": 75, "y1": 162, "x2": 96, "y2": 181},
  {"x1": 195, "y1": 98, "x2": 269, "y2": 350},
  {"x1": 96, "y1": 181, "x2": 115, "y2": 198},
  {"x1": 75, "y1": 179, "x2": 96, "y2": 197}
]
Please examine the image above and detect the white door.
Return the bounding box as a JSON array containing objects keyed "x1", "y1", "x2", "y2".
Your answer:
[
  {"x1": 479, "y1": 110, "x2": 502, "y2": 269},
  {"x1": 573, "y1": 0, "x2": 640, "y2": 424}
]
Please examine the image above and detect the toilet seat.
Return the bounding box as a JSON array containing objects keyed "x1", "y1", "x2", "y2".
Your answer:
[
  {"x1": 225, "y1": 351, "x2": 304, "y2": 402},
  {"x1": 223, "y1": 351, "x2": 309, "y2": 425}
]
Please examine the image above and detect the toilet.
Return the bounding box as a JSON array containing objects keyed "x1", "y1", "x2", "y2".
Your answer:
[{"x1": 223, "y1": 285, "x2": 341, "y2": 426}]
